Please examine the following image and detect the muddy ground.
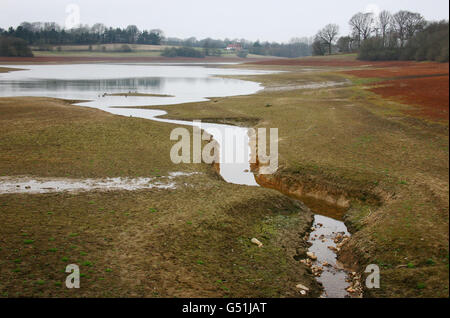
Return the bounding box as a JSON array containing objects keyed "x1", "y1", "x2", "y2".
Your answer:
[{"x1": 342, "y1": 61, "x2": 449, "y2": 121}]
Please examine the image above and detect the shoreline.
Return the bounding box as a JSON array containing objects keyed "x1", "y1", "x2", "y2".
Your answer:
[{"x1": 0, "y1": 55, "x2": 282, "y2": 65}]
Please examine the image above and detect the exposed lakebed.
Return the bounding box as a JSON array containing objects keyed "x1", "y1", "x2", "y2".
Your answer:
[{"x1": 0, "y1": 63, "x2": 354, "y2": 297}]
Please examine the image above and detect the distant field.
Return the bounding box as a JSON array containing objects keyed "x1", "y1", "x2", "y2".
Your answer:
[
  {"x1": 30, "y1": 44, "x2": 279, "y2": 60},
  {"x1": 32, "y1": 50, "x2": 163, "y2": 58}
]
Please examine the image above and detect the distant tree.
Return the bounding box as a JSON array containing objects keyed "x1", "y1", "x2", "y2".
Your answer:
[
  {"x1": 358, "y1": 20, "x2": 448, "y2": 62},
  {"x1": 393, "y1": 11, "x2": 425, "y2": 47},
  {"x1": 316, "y1": 24, "x2": 339, "y2": 54},
  {"x1": 125, "y1": 25, "x2": 139, "y2": 43},
  {"x1": 358, "y1": 37, "x2": 399, "y2": 61},
  {"x1": 349, "y1": 12, "x2": 374, "y2": 47},
  {"x1": 150, "y1": 29, "x2": 164, "y2": 41},
  {"x1": 185, "y1": 37, "x2": 197, "y2": 47},
  {"x1": 378, "y1": 10, "x2": 393, "y2": 47},
  {"x1": 0, "y1": 36, "x2": 34, "y2": 57},
  {"x1": 337, "y1": 36, "x2": 354, "y2": 53},
  {"x1": 312, "y1": 36, "x2": 326, "y2": 56},
  {"x1": 236, "y1": 50, "x2": 249, "y2": 58},
  {"x1": 137, "y1": 30, "x2": 162, "y2": 45},
  {"x1": 91, "y1": 23, "x2": 107, "y2": 42},
  {"x1": 91, "y1": 23, "x2": 106, "y2": 34},
  {"x1": 402, "y1": 21, "x2": 449, "y2": 62}
]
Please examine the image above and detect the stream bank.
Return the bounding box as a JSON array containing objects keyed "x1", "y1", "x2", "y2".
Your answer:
[{"x1": 251, "y1": 172, "x2": 364, "y2": 297}]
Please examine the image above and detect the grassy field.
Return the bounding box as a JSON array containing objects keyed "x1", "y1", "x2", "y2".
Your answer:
[
  {"x1": 31, "y1": 44, "x2": 168, "y2": 58},
  {"x1": 32, "y1": 50, "x2": 163, "y2": 58},
  {"x1": 32, "y1": 44, "x2": 174, "y2": 52},
  {"x1": 145, "y1": 57, "x2": 449, "y2": 297},
  {"x1": 0, "y1": 96, "x2": 320, "y2": 298}
]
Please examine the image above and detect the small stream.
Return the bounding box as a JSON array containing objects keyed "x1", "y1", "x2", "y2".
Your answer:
[
  {"x1": 0, "y1": 63, "x2": 354, "y2": 297},
  {"x1": 308, "y1": 215, "x2": 351, "y2": 298}
]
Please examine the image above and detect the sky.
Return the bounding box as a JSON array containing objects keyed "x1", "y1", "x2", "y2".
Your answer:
[{"x1": 1, "y1": 0, "x2": 449, "y2": 42}]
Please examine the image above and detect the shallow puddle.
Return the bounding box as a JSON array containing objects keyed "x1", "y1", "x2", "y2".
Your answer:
[
  {"x1": 264, "y1": 80, "x2": 349, "y2": 92},
  {"x1": 0, "y1": 172, "x2": 198, "y2": 194}
]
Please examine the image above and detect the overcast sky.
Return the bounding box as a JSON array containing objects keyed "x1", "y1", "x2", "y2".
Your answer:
[{"x1": 1, "y1": 0, "x2": 449, "y2": 42}]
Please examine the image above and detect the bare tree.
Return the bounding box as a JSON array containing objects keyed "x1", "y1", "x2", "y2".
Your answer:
[
  {"x1": 150, "y1": 29, "x2": 165, "y2": 39},
  {"x1": 378, "y1": 10, "x2": 393, "y2": 47},
  {"x1": 290, "y1": 37, "x2": 311, "y2": 45},
  {"x1": 404, "y1": 12, "x2": 426, "y2": 39},
  {"x1": 91, "y1": 23, "x2": 106, "y2": 35},
  {"x1": 393, "y1": 11, "x2": 425, "y2": 47},
  {"x1": 349, "y1": 12, "x2": 374, "y2": 47},
  {"x1": 125, "y1": 25, "x2": 139, "y2": 43},
  {"x1": 317, "y1": 24, "x2": 339, "y2": 54},
  {"x1": 19, "y1": 22, "x2": 34, "y2": 31},
  {"x1": 43, "y1": 22, "x2": 61, "y2": 32}
]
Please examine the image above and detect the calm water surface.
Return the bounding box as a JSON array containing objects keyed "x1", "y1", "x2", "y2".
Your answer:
[
  {"x1": 0, "y1": 63, "x2": 270, "y2": 185},
  {"x1": 0, "y1": 63, "x2": 268, "y2": 107}
]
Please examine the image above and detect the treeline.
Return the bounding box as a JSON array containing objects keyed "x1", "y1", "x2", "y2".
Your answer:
[
  {"x1": 249, "y1": 39, "x2": 312, "y2": 58},
  {"x1": 359, "y1": 21, "x2": 449, "y2": 62},
  {"x1": 166, "y1": 37, "x2": 312, "y2": 58},
  {"x1": 0, "y1": 22, "x2": 163, "y2": 47},
  {"x1": 0, "y1": 36, "x2": 33, "y2": 57},
  {"x1": 313, "y1": 10, "x2": 449, "y2": 62}
]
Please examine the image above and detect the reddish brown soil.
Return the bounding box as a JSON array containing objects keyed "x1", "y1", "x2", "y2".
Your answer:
[
  {"x1": 343, "y1": 62, "x2": 449, "y2": 121},
  {"x1": 372, "y1": 75, "x2": 449, "y2": 120},
  {"x1": 249, "y1": 56, "x2": 420, "y2": 68},
  {"x1": 342, "y1": 62, "x2": 449, "y2": 79},
  {"x1": 251, "y1": 55, "x2": 448, "y2": 121}
]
